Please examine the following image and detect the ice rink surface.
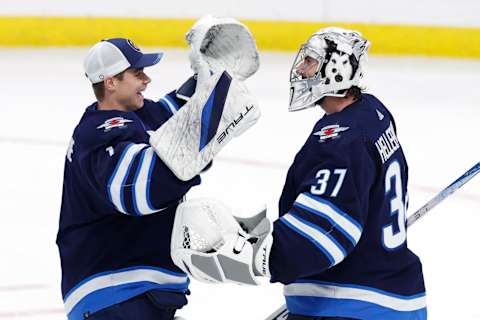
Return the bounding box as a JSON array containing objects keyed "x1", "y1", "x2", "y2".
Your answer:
[{"x1": 0, "y1": 47, "x2": 479, "y2": 320}]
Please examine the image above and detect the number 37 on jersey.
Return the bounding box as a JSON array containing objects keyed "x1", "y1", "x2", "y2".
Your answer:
[{"x1": 310, "y1": 162, "x2": 407, "y2": 251}]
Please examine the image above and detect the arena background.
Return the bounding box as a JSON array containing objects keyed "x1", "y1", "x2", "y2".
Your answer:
[
  {"x1": 1, "y1": 1, "x2": 479, "y2": 319},
  {"x1": 1, "y1": 0, "x2": 480, "y2": 57}
]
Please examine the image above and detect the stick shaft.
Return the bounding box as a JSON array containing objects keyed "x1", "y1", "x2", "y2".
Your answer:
[{"x1": 406, "y1": 162, "x2": 480, "y2": 227}]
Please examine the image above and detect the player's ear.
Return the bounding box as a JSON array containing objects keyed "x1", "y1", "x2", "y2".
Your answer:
[{"x1": 104, "y1": 77, "x2": 116, "y2": 91}]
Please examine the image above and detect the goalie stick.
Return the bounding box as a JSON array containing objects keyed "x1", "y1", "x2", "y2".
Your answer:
[
  {"x1": 406, "y1": 161, "x2": 480, "y2": 227},
  {"x1": 265, "y1": 161, "x2": 480, "y2": 320}
]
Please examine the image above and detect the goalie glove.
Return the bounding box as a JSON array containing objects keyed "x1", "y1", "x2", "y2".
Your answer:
[
  {"x1": 171, "y1": 198, "x2": 260, "y2": 285},
  {"x1": 188, "y1": 48, "x2": 210, "y2": 85},
  {"x1": 186, "y1": 15, "x2": 259, "y2": 81}
]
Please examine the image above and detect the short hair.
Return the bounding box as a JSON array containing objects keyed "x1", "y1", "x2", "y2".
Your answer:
[
  {"x1": 89, "y1": 71, "x2": 125, "y2": 102},
  {"x1": 314, "y1": 86, "x2": 363, "y2": 107},
  {"x1": 347, "y1": 86, "x2": 362, "y2": 100}
]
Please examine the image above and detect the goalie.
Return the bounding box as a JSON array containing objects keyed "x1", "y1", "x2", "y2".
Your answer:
[{"x1": 172, "y1": 28, "x2": 428, "y2": 320}]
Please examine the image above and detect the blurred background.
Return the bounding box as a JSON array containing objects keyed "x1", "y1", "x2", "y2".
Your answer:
[{"x1": 0, "y1": 1, "x2": 479, "y2": 319}]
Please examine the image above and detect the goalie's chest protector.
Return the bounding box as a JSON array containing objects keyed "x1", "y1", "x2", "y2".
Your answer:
[{"x1": 275, "y1": 94, "x2": 427, "y2": 319}]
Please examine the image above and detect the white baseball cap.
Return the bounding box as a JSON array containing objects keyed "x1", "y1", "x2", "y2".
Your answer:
[{"x1": 84, "y1": 38, "x2": 163, "y2": 84}]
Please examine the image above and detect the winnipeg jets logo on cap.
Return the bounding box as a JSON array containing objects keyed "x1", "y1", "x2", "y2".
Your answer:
[
  {"x1": 127, "y1": 39, "x2": 141, "y2": 52},
  {"x1": 97, "y1": 117, "x2": 133, "y2": 132},
  {"x1": 313, "y1": 124, "x2": 350, "y2": 142}
]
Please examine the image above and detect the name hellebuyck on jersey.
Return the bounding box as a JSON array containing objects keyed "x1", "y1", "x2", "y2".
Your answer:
[
  {"x1": 313, "y1": 124, "x2": 350, "y2": 142},
  {"x1": 374, "y1": 121, "x2": 400, "y2": 164}
]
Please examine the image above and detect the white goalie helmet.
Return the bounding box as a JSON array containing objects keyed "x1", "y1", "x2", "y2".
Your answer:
[
  {"x1": 171, "y1": 198, "x2": 260, "y2": 286},
  {"x1": 289, "y1": 27, "x2": 370, "y2": 111}
]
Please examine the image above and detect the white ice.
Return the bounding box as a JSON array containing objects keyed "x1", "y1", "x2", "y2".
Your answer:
[{"x1": 0, "y1": 47, "x2": 479, "y2": 320}]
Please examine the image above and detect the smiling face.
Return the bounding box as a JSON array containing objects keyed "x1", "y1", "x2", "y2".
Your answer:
[{"x1": 109, "y1": 68, "x2": 151, "y2": 111}]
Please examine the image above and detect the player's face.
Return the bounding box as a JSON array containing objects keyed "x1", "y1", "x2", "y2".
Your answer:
[
  {"x1": 297, "y1": 56, "x2": 319, "y2": 79},
  {"x1": 114, "y1": 68, "x2": 151, "y2": 111}
]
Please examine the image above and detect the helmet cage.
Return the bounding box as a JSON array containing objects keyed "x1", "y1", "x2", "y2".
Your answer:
[
  {"x1": 288, "y1": 28, "x2": 370, "y2": 112},
  {"x1": 290, "y1": 44, "x2": 325, "y2": 83}
]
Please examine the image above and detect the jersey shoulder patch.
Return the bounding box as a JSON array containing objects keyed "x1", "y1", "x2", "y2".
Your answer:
[
  {"x1": 96, "y1": 116, "x2": 133, "y2": 132},
  {"x1": 74, "y1": 107, "x2": 143, "y2": 156},
  {"x1": 313, "y1": 124, "x2": 350, "y2": 143}
]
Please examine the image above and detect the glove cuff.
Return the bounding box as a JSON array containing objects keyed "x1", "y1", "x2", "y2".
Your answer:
[{"x1": 253, "y1": 233, "x2": 272, "y2": 277}]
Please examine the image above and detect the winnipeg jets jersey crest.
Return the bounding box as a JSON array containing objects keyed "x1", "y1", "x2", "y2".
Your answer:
[
  {"x1": 313, "y1": 124, "x2": 349, "y2": 142},
  {"x1": 270, "y1": 94, "x2": 427, "y2": 320},
  {"x1": 96, "y1": 116, "x2": 133, "y2": 132}
]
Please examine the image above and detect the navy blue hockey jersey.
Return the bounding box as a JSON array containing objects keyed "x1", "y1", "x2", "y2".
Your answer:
[
  {"x1": 57, "y1": 90, "x2": 199, "y2": 320},
  {"x1": 270, "y1": 94, "x2": 427, "y2": 319}
]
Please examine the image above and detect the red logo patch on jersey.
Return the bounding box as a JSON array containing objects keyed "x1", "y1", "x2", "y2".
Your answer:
[
  {"x1": 313, "y1": 124, "x2": 350, "y2": 142},
  {"x1": 97, "y1": 117, "x2": 133, "y2": 132}
]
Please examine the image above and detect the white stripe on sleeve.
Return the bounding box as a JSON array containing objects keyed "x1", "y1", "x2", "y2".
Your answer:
[
  {"x1": 161, "y1": 96, "x2": 178, "y2": 114},
  {"x1": 296, "y1": 193, "x2": 362, "y2": 244},
  {"x1": 282, "y1": 213, "x2": 345, "y2": 266},
  {"x1": 133, "y1": 147, "x2": 159, "y2": 215},
  {"x1": 108, "y1": 143, "x2": 146, "y2": 214}
]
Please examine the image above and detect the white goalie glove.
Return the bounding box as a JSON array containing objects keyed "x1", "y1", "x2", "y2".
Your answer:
[
  {"x1": 186, "y1": 15, "x2": 260, "y2": 81},
  {"x1": 171, "y1": 199, "x2": 273, "y2": 285},
  {"x1": 149, "y1": 15, "x2": 261, "y2": 181}
]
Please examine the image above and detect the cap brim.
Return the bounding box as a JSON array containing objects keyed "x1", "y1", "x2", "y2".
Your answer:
[{"x1": 132, "y1": 52, "x2": 164, "y2": 69}]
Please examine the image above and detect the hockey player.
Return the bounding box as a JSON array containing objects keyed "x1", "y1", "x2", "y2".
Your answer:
[
  {"x1": 171, "y1": 28, "x2": 427, "y2": 320},
  {"x1": 57, "y1": 13, "x2": 261, "y2": 319},
  {"x1": 56, "y1": 38, "x2": 200, "y2": 320}
]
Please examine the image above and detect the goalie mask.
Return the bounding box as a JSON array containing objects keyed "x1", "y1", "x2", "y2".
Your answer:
[
  {"x1": 171, "y1": 198, "x2": 259, "y2": 285},
  {"x1": 289, "y1": 27, "x2": 370, "y2": 111}
]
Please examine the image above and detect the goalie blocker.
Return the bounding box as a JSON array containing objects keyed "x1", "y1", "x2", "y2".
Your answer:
[
  {"x1": 149, "y1": 70, "x2": 260, "y2": 181},
  {"x1": 149, "y1": 15, "x2": 260, "y2": 181}
]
